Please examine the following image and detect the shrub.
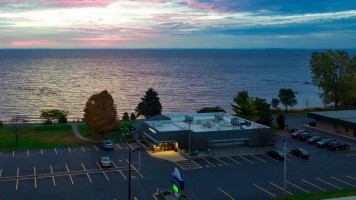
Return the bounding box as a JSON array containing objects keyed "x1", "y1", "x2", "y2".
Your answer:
[
  {"x1": 130, "y1": 113, "x2": 136, "y2": 120},
  {"x1": 122, "y1": 112, "x2": 129, "y2": 121},
  {"x1": 43, "y1": 119, "x2": 53, "y2": 124},
  {"x1": 58, "y1": 115, "x2": 67, "y2": 123},
  {"x1": 309, "y1": 121, "x2": 316, "y2": 127},
  {"x1": 276, "y1": 113, "x2": 285, "y2": 130},
  {"x1": 162, "y1": 191, "x2": 171, "y2": 196},
  {"x1": 0, "y1": 120, "x2": 3, "y2": 127}
]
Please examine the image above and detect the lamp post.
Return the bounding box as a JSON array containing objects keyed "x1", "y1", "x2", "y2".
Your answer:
[
  {"x1": 232, "y1": 124, "x2": 235, "y2": 154},
  {"x1": 283, "y1": 140, "x2": 287, "y2": 200},
  {"x1": 137, "y1": 148, "x2": 141, "y2": 200},
  {"x1": 128, "y1": 148, "x2": 132, "y2": 200},
  {"x1": 188, "y1": 122, "x2": 191, "y2": 154}
]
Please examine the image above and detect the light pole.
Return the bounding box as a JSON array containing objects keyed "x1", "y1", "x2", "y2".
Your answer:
[
  {"x1": 137, "y1": 148, "x2": 141, "y2": 200},
  {"x1": 188, "y1": 122, "x2": 191, "y2": 154},
  {"x1": 283, "y1": 140, "x2": 287, "y2": 200},
  {"x1": 232, "y1": 124, "x2": 235, "y2": 154},
  {"x1": 128, "y1": 148, "x2": 132, "y2": 200}
]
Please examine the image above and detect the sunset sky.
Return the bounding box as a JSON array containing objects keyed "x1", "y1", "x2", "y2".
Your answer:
[{"x1": 0, "y1": 0, "x2": 355, "y2": 48}]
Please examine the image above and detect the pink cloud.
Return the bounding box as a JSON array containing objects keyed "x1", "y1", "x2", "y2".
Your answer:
[
  {"x1": 1, "y1": 0, "x2": 117, "y2": 7},
  {"x1": 10, "y1": 39, "x2": 59, "y2": 47},
  {"x1": 72, "y1": 35, "x2": 134, "y2": 41}
]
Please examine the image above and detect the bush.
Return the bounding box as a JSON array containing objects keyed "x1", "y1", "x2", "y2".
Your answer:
[
  {"x1": 309, "y1": 121, "x2": 316, "y2": 127},
  {"x1": 276, "y1": 113, "x2": 285, "y2": 130},
  {"x1": 43, "y1": 119, "x2": 53, "y2": 124},
  {"x1": 130, "y1": 113, "x2": 136, "y2": 120},
  {"x1": 162, "y1": 191, "x2": 171, "y2": 196},
  {"x1": 122, "y1": 112, "x2": 129, "y2": 121},
  {"x1": 58, "y1": 115, "x2": 67, "y2": 123},
  {"x1": 0, "y1": 120, "x2": 3, "y2": 127}
]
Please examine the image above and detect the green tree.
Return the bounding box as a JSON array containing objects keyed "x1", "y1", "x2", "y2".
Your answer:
[
  {"x1": 231, "y1": 91, "x2": 258, "y2": 121},
  {"x1": 278, "y1": 88, "x2": 297, "y2": 111},
  {"x1": 83, "y1": 90, "x2": 117, "y2": 139},
  {"x1": 130, "y1": 113, "x2": 136, "y2": 120},
  {"x1": 254, "y1": 97, "x2": 273, "y2": 126},
  {"x1": 197, "y1": 106, "x2": 226, "y2": 113},
  {"x1": 10, "y1": 116, "x2": 26, "y2": 145},
  {"x1": 276, "y1": 113, "x2": 285, "y2": 130},
  {"x1": 135, "y1": 88, "x2": 162, "y2": 119},
  {"x1": 122, "y1": 112, "x2": 129, "y2": 121},
  {"x1": 40, "y1": 109, "x2": 69, "y2": 124},
  {"x1": 310, "y1": 49, "x2": 356, "y2": 110},
  {"x1": 271, "y1": 98, "x2": 280, "y2": 109}
]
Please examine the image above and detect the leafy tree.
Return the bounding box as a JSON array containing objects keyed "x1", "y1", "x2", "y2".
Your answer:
[
  {"x1": 122, "y1": 112, "x2": 129, "y2": 121},
  {"x1": 83, "y1": 90, "x2": 117, "y2": 139},
  {"x1": 254, "y1": 97, "x2": 273, "y2": 126},
  {"x1": 278, "y1": 88, "x2": 297, "y2": 111},
  {"x1": 276, "y1": 113, "x2": 285, "y2": 130},
  {"x1": 231, "y1": 91, "x2": 258, "y2": 121},
  {"x1": 271, "y1": 98, "x2": 280, "y2": 109},
  {"x1": 10, "y1": 116, "x2": 26, "y2": 145},
  {"x1": 40, "y1": 109, "x2": 69, "y2": 124},
  {"x1": 130, "y1": 113, "x2": 136, "y2": 120},
  {"x1": 135, "y1": 88, "x2": 162, "y2": 119},
  {"x1": 310, "y1": 49, "x2": 356, "y2": 110},
  {"x1": 197, "y1": 106, "x2": 226, "y2": 113}
]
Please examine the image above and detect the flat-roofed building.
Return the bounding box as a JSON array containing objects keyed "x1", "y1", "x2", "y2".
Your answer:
[
  {"x1": 308, "y1": 110, "x2": 356, "y2": 138},
  {"x1": 134, "y1": 112, "x2": 275, "y2": 151}
]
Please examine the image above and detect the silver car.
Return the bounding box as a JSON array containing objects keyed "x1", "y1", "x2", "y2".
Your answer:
[{"x1": 99, "y1": 156, "x2": 112, "y2": 168}]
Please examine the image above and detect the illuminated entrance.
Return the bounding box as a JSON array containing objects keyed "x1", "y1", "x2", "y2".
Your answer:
[{"x1": 159, "y1": 142, "x2": 177, "y2": 151}]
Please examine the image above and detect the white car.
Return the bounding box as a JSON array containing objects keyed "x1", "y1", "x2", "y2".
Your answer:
[{"x1": 99, "y1": 156, "x2": 112, "y2": 168}]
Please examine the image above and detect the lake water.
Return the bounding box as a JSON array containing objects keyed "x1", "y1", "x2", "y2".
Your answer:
[{"x1": 1, "y1": 49, "x2": 353, "y2": 122}]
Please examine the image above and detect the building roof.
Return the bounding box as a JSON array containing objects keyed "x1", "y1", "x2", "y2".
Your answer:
[
  {"x1": 308, "y1": 110, "x2": 356, "y2": 129},
  {"x1": 144, "y1": 112, "x2": 268, "y2": 133}
]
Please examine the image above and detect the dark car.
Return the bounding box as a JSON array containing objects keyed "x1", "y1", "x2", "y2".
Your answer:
[
  {"x1": 299, "y1": 132, "x2": 313, "y2": 141},
  {"x1": 291, "y1": 130, "x2": 307, "y2": 139},
  {"x1": 101, "y1": 139, "x2": 114, "y2": 150},
  {"x1": 290, "y1": 148, "x2": 310, "y2": 159},
  {"x1": 99, "y1": 156, "x2": 112, "y2": 168},
  {"x1": 328, "y1": 142, "x2": 350, "y2": 151},
  {"x1": 317, "y1": 139, "x2": 336, "y2": 148},
  {"x1": 307, "y1": 135, "x2": 327, "y2": 144},
  {"x1": 267, "y1": 150, "x2": 285, "y2": 160}
]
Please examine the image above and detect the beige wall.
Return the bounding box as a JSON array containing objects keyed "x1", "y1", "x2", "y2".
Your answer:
[{"x1": 316, "y1": 120, "x2": 355, "y2": 137}]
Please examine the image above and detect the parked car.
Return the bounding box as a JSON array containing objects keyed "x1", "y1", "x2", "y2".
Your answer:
[
  {"x1": 101, "y1": 139, "x2": 114, "y2": 150},
  {"x1": 307, "y1": 135, "x2": 327, "y2": 144},
  {"x1": 99, "y1": 156, "x2": 112, "y2": 168},
  {"x1": 299, "y1": 132, "x2": 313, "y2": 141},
  {"x1": 328, "y1": 142, "x2": 350, "y2": 151},
  {"x1": 290, "y1": 148, "x2": 310, "y2": 159},
  {"x1": 291, "y1": 130, "x2": 307, "y2": 139},
  {"x1": 317, "y1": 139, "x2": 337, "y2": 148},
  {"x1": 267, "y1": 150, "x2": 285, "y2": 160}
]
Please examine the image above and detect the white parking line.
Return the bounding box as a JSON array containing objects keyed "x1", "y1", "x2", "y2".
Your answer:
[
  {"x1": 301, "y1": 179, "x2": 326, "y2": 191},
  {"x1": 331, "y1": 177, "x2": 356, "y2": 187}
]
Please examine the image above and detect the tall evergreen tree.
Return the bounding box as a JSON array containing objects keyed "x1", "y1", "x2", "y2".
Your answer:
[
  {"x1": 83, "y1": 90, "x2": 117, "y2": 139},
  {"x1": 135, "y1": 88, "x2": 162, "y2": 119},
  {"x1": 254, "y1": 97, "x2": 273, "y2": 126},
  {"x1": 231, "y1": 91, "x2": 258, "y2": 121}
]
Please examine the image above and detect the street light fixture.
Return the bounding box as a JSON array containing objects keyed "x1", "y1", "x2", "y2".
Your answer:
[{"x1": 283, "y1": 140, "x2": 287, "y2": 200}]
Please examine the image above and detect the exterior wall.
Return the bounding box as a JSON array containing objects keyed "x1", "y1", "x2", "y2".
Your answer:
[
  {"x1": 316, "y1": 120, "x2": 355, "y2": 137},
  {"x1": 316, "y1": 120, "x2": 335, "y2": 133}
]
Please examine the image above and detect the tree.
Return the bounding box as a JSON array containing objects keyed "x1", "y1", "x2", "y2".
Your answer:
[
  {"x1": 10, "y1": 116, "x2": 26, "y2": 145},
  {"x1": 40, "y1": 109, "x2": 69, "y2": 124},
  {"x1": 197, "y1": 106, "x2": 226, "y2": 113},
  {"x1": 276, "y1": 113, "x2": 285, "y2": 130},
  {"x1": 271, "y1": 98, "x2": 280, "y2": 109},
  {"x1": 310, "y1": 49, "x2": 356, "y2": 110},
  {"x1": 122, "y1": 112, "x2": 129, "y2": 121},
  {"x1": 231, "y1": 91, "x2": 258, "y2": 121},
  {"x1": 130, "y1": 113, "x2": 136, "y2": 120},
  {"x1": 254, "y1": 97, "x2": 273, "y2": 126},
  {"x1": 58, "y1": 115, "x2": 67, "y2": 123},
  {"x1": 135, "y1": 88, "x2": 162, "y2": 119},
  {"x1": 278, "y1": 88, "x2": 297, "y2": 111},
  {"x1": 83, "y1": 90, "x2": 117, "y2": 139}
]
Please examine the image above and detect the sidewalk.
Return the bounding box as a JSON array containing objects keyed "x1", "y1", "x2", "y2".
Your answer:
[{"x1": 70, "y1": 123, "x2": 98, "y2": 143}]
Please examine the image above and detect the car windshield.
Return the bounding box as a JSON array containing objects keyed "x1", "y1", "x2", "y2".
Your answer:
[
  {"x1": 102, "y1": 157, "x2": 110, "y2": 162},
  {"x1": 298, "y1": 149, "x2": 308, "y2": 154},
  {"x1": 276, "y1": 151, "x2": 284, "y2": 156}
]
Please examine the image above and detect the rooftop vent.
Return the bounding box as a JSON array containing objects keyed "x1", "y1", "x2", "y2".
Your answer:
[
  {"x1": 215, "y1": 113, "x2": 224, "y2": 120},
  {"x1": 185, "y1": 115, "x2": 193, "y2": 122},
  {"x1": 203, "y1": 121, "x2": 212, "y2": 128},
  {"x1": 231, "y1": 118, "x2": 240, "y2": 126}
]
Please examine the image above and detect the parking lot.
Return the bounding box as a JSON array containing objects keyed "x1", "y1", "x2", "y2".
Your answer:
[{"x1": 0, "y1": 126, "x2": 356, "y2": 199}]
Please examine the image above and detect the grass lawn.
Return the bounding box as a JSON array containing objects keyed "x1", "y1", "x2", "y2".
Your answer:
[
  {"x1": 274, "y1": 188, "x2": 356, "y2": 200},
  {"x1": 0, "y1": 124, "x2": 94, "y2": 151},
  {"x1": 78, "y1": 120, "x2": 136, "y2": 142}
]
